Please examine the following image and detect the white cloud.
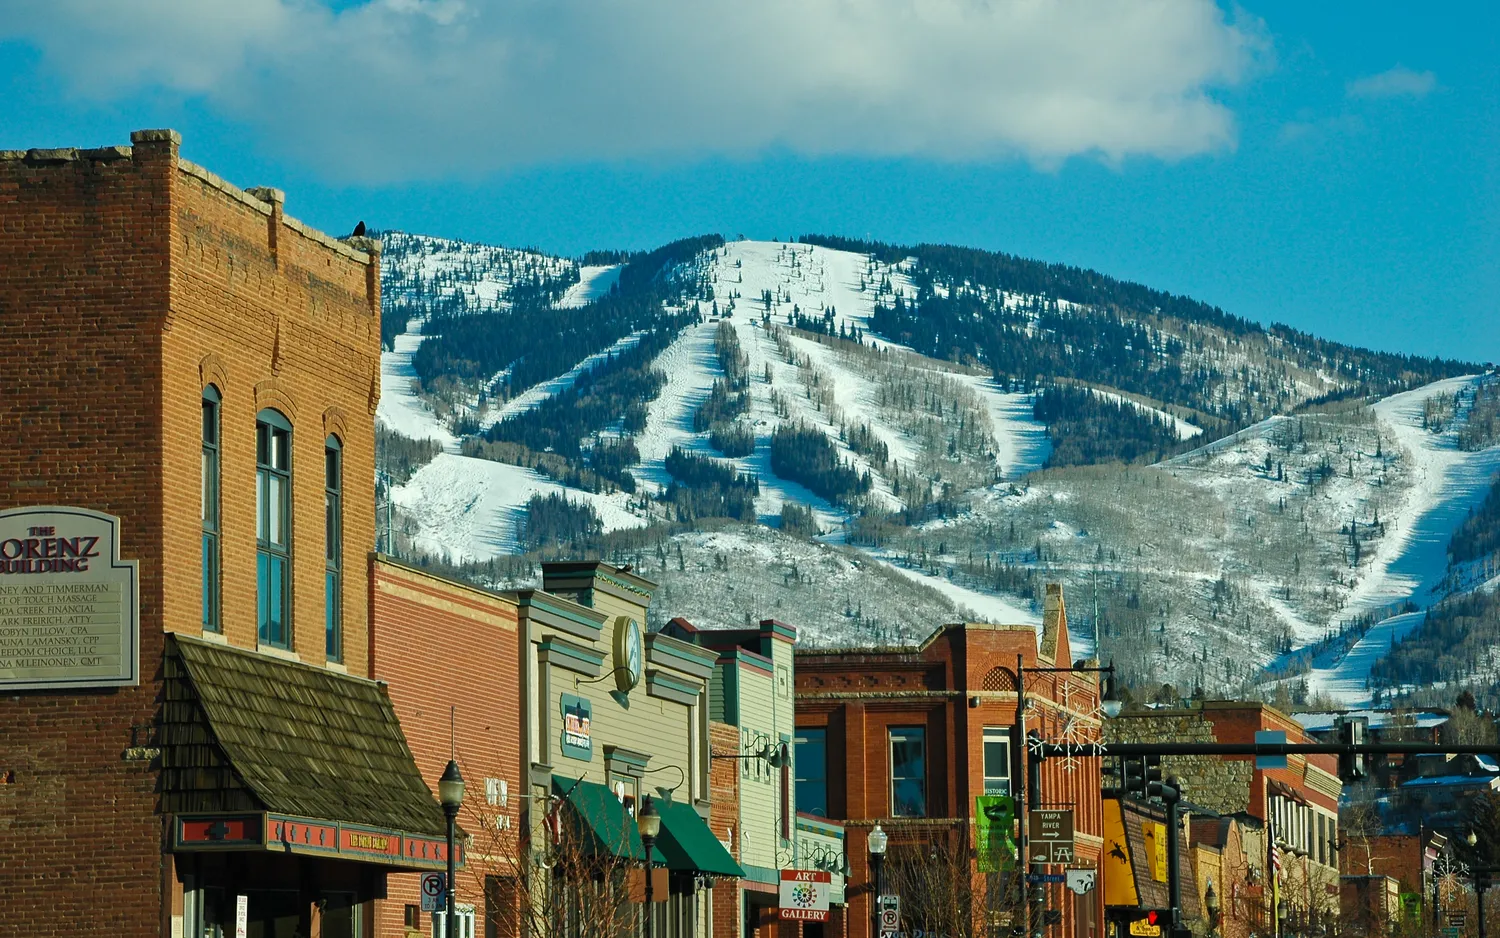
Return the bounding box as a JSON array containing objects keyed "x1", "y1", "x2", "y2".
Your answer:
[
  {"x1": 1, "y1": 0, "x2": 1268, "y2": 181},
  {"x1": 1346, "y1": 65, "x2": 1437, "y2": 100}
]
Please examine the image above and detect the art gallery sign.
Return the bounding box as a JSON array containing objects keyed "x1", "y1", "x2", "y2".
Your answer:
[{"x1": 0, "y1": 507, "x2": 138, "y2": 690}]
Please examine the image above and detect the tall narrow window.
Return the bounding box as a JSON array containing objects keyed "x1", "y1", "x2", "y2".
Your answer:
[
  {"x1": 324, "y1": 436, "x2": 343, "y2": 662},
  {"x1": 795, "y1": 728, "x2": 828, "y2": 817},
  {"x1": 982, "y1": 727, "x2": 1011, "y2": 795},
  {"x1": 201, "y1": 387, "x2": 221, "y2": 632},
  {"x1": 256, "y1": 409, "x2": 292, "y2": 648},
  {"x1": 890, "y1": 727, "x2": 927, "y2": 818}
]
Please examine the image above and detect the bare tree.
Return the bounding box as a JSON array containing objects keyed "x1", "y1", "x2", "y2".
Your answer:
[
  {"x1": 459, "y1": 789, "x2": 640, "y2": 938},
  {"x1": 884, "y1": 828, "x2": 1023, "y2": 938},
  {"x1": 1341, "y1": 804, "x2": 1393, "y2": 876}
]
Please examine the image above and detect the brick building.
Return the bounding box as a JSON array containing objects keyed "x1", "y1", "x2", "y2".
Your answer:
[
  {"x1": 0, "y1": 131, "x2": 448, "y2": 937},
  {"x1": 369, "y1": 556, "x2": 525, "y2": 938},
  {"x1": 1109, "y1": 703, "x2": 1343, "y2": 932},
  {"x1": 795, "y1": 586, "x2": 1106, "y2": 938}
]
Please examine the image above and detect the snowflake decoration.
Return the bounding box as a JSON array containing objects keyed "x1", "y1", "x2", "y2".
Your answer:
[
  {"x1": 1031, "y1": 677, "x2": 1106, "y2": 773},
  {"x1": 1435, "y1": 853, "x2": 1469, "y2": 900}
]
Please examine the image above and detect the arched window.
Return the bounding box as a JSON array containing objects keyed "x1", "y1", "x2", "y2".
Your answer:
[
  {"x1": 201, "y1": 386, "x2": 221, "y2": 633},
  {"x1": 324, "y1": 435, "x2": 342, "y2": 663},
  {"x1": 256, "y1": 408, "x2": 292, "y2": 648}
]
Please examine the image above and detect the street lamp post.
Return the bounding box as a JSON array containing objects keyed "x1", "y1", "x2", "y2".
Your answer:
[
  {"x1": 638, "y1": 794, "x2": 662, "y2": 938},
  {"x1": 869, "y1": 824, "x2": 888, "y2": 938},
  {"x1": 439, "y1": 760, "x2": 465, "y2": 938},
  {"x1": 1205, "y1": 881, "x2": 1221, "y2": 937},
  {"x1": 1467, "y1": 832, "x2": 1494, "y2": 938},
  {"x1": 1015, "y1": 658, "x2": 1120, "y2": 938}
]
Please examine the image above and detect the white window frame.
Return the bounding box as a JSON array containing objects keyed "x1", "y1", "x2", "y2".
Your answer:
[{"x1": 982, "y1": 727, "x2": 1012, "y2": 795}]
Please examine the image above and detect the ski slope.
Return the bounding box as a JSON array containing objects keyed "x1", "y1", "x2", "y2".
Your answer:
[
  {"x1": 1306, "y1": 376, "x2": 1500, "y2": 704},
  {"x1": 558, "y1": 264, "x2": 622, "y2": 308},
  {"x1": 392, "y1": 453, "x2": 645, "y2": 561},
  {"x1": 376, "y1": 315, "x2": 461, "y2": 452},
  {"x1": 481, "y1": 331, "x2": 648, "y2": 430}
]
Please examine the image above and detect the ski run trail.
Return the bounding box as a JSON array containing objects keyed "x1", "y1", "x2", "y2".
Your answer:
[
  {"x1": 1303, "y1": 376, "x2": 1500, "y2": 706},
  {"x1": 379, "y1": 237, "x2": 1500, "y2": 673}
]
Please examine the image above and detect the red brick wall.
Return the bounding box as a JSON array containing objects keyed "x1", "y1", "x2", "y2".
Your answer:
[
  {"x1": 711, "y1": 720, "x2": 742, "y2": 938},
  {"x1": 0, "y1": 133, "x2": 178, "y2": 938},
  {"x1": 370, "y1": 557, "x2": 523, "y2": 938},
  {"x1": 796, "y1": 620, "x2": 1105, "y2": 938},
  {"x1": 0, "y1": 130, "x2": 383, "y2": 936}
]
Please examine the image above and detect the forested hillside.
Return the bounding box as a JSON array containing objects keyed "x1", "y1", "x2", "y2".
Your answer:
[
  {"x1": 376, "y1": 230, "x2": 1496, "y2": 700},
  {"x1": 802, "y1": 234, "x2": 1469, "y2": 429}
]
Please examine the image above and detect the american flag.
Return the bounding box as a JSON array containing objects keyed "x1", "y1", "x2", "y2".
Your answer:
[{"x1": 1270, "y1": 841, "x2": 1283, "y2": 878}]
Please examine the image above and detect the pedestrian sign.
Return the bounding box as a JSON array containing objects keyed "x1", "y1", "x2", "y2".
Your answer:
[{"x1": 421, "y1": 872, "x2": 447, "y2": 912}]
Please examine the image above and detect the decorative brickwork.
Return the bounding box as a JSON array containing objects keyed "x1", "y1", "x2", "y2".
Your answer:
[{"x1": 0, "y1": 129, "x2": 382, "y2": 936}]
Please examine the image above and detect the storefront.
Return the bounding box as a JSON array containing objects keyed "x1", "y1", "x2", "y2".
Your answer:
[
  {"x1": 162, "y1": 634, "x2": 459, "y2": 938},
  {"x1": 668, "y1": 618, "x2": 848, "y2": 938},
  {"x1": 516, "y1": 561, "x2": 744, "y2": 938}
]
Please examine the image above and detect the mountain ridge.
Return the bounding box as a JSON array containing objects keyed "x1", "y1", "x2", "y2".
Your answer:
[{"x1": 372, "y1": 230, "x2": 1498, "y2": 704}]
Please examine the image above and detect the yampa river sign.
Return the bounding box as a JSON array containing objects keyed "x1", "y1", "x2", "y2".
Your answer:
[{"x1": 0, "y1": 507, "x2": 139, "y2": 690}]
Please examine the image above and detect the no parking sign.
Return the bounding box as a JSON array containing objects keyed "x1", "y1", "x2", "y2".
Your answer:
[{"x1": 421, "y1": 872, "x2": 447, "y2": 912}]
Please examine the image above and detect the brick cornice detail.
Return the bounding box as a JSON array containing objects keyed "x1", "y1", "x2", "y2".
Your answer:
[
  {"x1": 199, "y1": 353, "x2": 229, "y2": 394},
  {"x1": 254, "y1": 378, "x2": 298, "y2": 423},
  {"x1": 322, "y1": 406, "x2": 349, "y2": 444}
]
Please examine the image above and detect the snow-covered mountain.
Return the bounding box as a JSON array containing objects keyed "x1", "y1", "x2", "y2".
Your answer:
[{"x1": 372, "y1": 232, "x2": 1498, "y2": 701}]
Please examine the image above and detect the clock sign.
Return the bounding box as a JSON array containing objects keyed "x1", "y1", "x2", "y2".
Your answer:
[{"x1": 613, "y1": 616, "x2": 643, "y2": 692}]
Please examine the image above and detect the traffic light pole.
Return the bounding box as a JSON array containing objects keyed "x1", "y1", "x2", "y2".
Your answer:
[{"x1": 1163, "y1": 780, "x2": 1184, "y2": 938}]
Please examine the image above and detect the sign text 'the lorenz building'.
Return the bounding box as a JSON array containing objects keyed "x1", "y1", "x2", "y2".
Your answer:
[{"x1": 0, "y1": 506, "x2": 139, "y2": 690}]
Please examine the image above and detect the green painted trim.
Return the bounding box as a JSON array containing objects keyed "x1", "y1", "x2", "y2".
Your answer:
[
  {"x1": 646, "y1": 633, "x2": 718, "y2": 676},
  {"x1": 741, "y1": 863, "x2": 780, "y2": 886},
  {"x1": 722, "y1": 663, "x2": 740, "y2": 725},
  {"x1": 766, "y1": 622, "x2": 798, "y2": 643},
  {"x1": 524, "y1": 594, "x2": 607, "y2": 631},
  {"x1": 646, "y1": 670, "x2": 701, "y2": 706},
  {"x1": 731, "y1": 648, "x2": 774, "y2": 676},
  {"x1": 603, "y1": 745, "x2": 651, "y2": 773},
  {"x1": 539, "y1": 637, "x2": 605, "y2": 676}
]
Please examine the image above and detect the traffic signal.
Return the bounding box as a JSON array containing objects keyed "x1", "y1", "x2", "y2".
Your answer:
[
  {"x1": 1144, "y1": 756, "x2": 1164, "y2": 799},
  {"x1": 1337, "y1": 717, "x2": 1367, "y2": 779},
  {"x1": 1122, "y1": 757, "x2": 1146, "y2": 798}
]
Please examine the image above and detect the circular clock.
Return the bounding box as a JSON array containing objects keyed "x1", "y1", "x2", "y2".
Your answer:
[{"x1": 613, "y1": 616, "x2": 643, "y2": 692}]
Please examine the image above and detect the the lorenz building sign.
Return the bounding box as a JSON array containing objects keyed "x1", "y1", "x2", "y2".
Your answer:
[{"x1": 0, "y1": 506, "x2": 139, "y2": 690}]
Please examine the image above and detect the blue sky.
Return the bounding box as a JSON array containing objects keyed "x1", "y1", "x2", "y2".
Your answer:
[{"x1": 1, "y1": 1, "x2": 1495, "y2": 363}]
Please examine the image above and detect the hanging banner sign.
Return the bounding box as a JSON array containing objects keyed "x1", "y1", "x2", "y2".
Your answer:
[
  {"x1": 779, "y1": 869, "x2": 832, "y2": 922},
  {"x1": 0, "y1": 507, "x2": 138, "y2": 691},
  {"x1": 976, "y1": 795, "x2": 1017, "y2": 872},
  {"x1": 560, "y1": 694, "x2": 593, "y2": 760}
]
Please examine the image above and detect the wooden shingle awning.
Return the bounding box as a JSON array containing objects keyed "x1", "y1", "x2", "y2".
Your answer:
[{"x1": 159, "y1": 634, "x2": 458, "y2": 871}]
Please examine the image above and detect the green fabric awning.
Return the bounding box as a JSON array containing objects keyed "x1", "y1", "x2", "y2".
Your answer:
[
  {"x1": 552, "y1": 776, "x2": 666, "y2": 864},
  {"x1": 656, "y1": 798, "x2": 744, "y2": 878}
]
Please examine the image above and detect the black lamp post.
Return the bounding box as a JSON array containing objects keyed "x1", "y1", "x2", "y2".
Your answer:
[
  {"x1": 439, "y1": 759, "x2": 465, "y2": 938},
  {"x1": 638, "y1": 794, "x2": 662, "y2": 938},
  {"x1": 1016, "y1": 658, "x2": 1119, "y2": 938},
  {"x1": 868, "y1": 824, "x2": 888, "y2": 938},
  {"x1": 1467, "y1": 831, "x2": 1494, "y2": 938},
  {"x1": 1205, "y1": 880, "x2": 1221, "y2": 936}
]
